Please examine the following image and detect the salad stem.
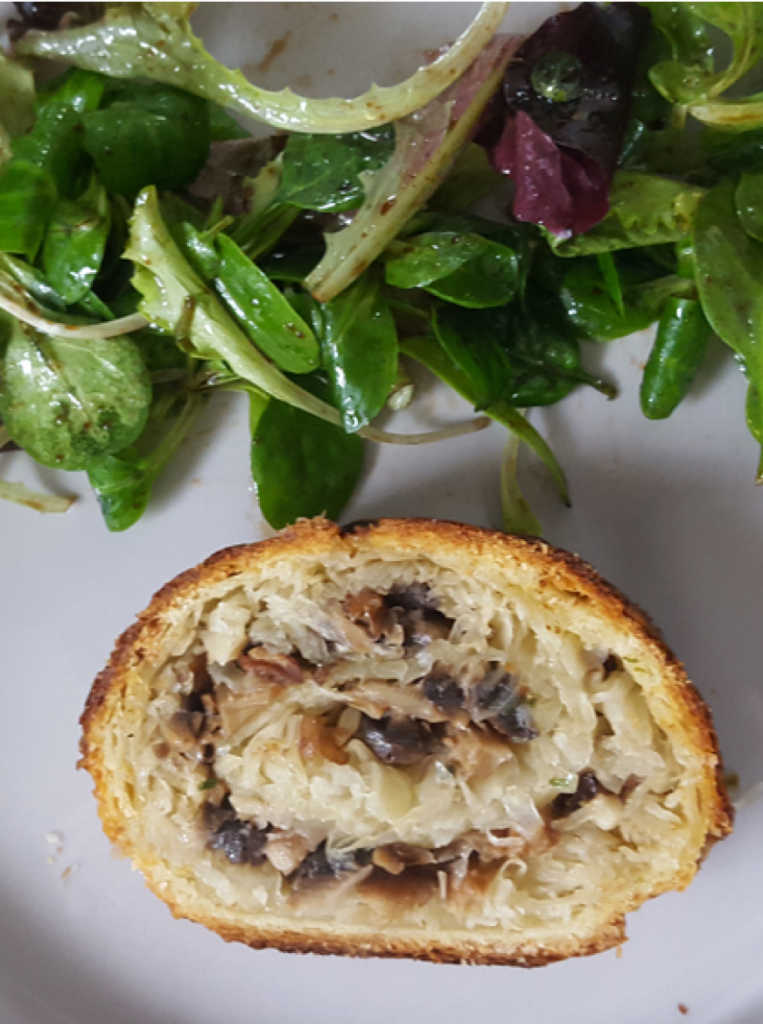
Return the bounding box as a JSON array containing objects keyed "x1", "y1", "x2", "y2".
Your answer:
[{"x1": 0, "y1": 287, "x2": 148, "y2": 340}]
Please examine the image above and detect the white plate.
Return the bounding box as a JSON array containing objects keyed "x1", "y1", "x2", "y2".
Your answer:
[{"x1": 2, "y1": 5, "x2": 762, "y2": 1023}]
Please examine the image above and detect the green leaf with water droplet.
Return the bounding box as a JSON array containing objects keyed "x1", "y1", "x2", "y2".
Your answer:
[
  {"x1": 213, "y1": 234, "x2": 320, "y2": 374},
  {"x1": 0, "y1": 319, "x2": 151, "y2": 470},
  {"x1": 42, "y1": 176, "x2": 111, "y2": 304}
]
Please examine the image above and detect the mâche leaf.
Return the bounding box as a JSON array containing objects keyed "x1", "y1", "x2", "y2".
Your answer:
[
  {"x1": 501, "y1": 288, "x2": 615, "y2": 406},
  {"x1": 693, "y1": 180, "x2": 763, "y2": 458},
  {"x1": 433, "y1": 304, "x2": 512, "y2": 410},
  {"x1": 0, "y1": 319, "x2": 151, "y2": 470},
  {"x1": 13, "y1": 68, "x2": 105, "y2": 197},
  {"x1": 82, "y1": 82, "x2": 211, "y2": 196},
  {"x1": 278, "y1": 128, "x2": 394, "y2": 213},
  {"x1": 88, "y1": 383, "x2": 204, "y2": 531},
  {"x1": 212, "y1": 234, "x2": 320, "y2": 375},
  {"x1": 735, "y1": 172, "x2": 763, "y2": 242},
  {"x1": 0, "y1": 160, "x2": 57, "y2": 259},
  {"x1": 400, "y1": 332, "x2": 569, "y2": 505},
  {"x1": 385, "y1": 231, "x2": 520, "y2": 308},
  {"x1": 318, "y1": 272, "x2": 399, "y2": 432},
  {"x1": 42, "y1": 176, "x2": 111, "y2": 303},
  {"x1": 558, "y1": 257, "x2": 662, "y2": 341},
  {"x1": 640, "y1": 296, "x2": 711, "y2": 419},
  {"x1": 250, "y1": 392, "x2": 364, "y2": 529}
]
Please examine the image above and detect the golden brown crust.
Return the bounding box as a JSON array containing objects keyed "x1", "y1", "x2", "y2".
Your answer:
[
  {"x1": 80, "y1": 517, "x2": 733, "y2": 965},
  {"x1": 155, "y1": 891, "x2": 627, "y2": 967}
]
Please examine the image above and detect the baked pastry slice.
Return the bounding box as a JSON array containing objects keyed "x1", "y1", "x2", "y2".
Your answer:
[{"x1": 82, "y1": 518, "x2": 732, "y2": 965}]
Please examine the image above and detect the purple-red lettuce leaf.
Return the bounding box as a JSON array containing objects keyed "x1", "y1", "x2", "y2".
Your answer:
[{"x1": 482, "y1": 2, "x2": 651, "y2": 238}]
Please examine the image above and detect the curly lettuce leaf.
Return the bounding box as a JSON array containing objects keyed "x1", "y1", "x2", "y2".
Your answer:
[
  {"x1": 547, "y1": 172, "x2": 705, "y2": 256},
  {"x1": 16, "y1": 2, "x2": 509, "y2": 134},
  {"x1": 647, "y1": 2, "x2": 763, "y2": 128}
]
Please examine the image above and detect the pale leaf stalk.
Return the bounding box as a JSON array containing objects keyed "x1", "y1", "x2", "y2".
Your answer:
[
  {"x1": 17, "y1": 2, "x2": 510, "y2": 134},
  {"x1": 0, "y1": 479, "x2": 74, "y2": 514},
  {"x1": 0, "y1": 273, "x2": 148, "y2": 338}
]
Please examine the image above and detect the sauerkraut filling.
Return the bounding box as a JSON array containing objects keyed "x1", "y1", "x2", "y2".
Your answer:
[{"x1": 130, "y1": 566, "x2": 691, "y2": 932}]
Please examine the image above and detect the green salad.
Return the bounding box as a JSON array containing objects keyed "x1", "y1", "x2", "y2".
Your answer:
[{"x1": 0, "y1": 2, "x2": 762, "y2": 533}]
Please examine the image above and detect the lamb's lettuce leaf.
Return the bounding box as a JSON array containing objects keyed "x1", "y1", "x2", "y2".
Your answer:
[
  {"x1": 127, "y1": 186, "x2": 344, "y2": 426},
  {"x1": 82, "y1": 81, "x2": 211, "y2": 196},
  {"x1": 212, "y1": 234, "x2": 320, "y2": 375},
  {"x1": 13, "y1": 69, "x2": 105, "y2": 197},
  {"x1": 250, "y1": 389, "x2": 364, "y2": 529},
  {"x1": 693, "y1": 180, "x2": 763, "y2": 467},
  {"x1": 736, "y1": 172, "x2": 763, "y2": 242},
  {"x1": 87, "y1": 382, "x2": 204, "y2": 531},
  {"x1": 232, "y1": 129, "x2": 394, "y2": 259},
  {"x1": 42, "y1": 176, "x2": 111, "y2": 303},
  {"x1": 0, "y1": 161, "x2": 57, "y2": 259},
  {"x1": 400, "y1": 333, "x2": 569, "y2": 505},
  {"x1": 278, "y1": 128, "x2": 395, "y2": 213},
  {"x1": 0, "y1": 318, "x2": 151, "y2": 470},
  {"x1": 317, "y1": 272, "x2": 398, "y2": 433},
  {"x1": 385, "y1": 231, "x2": 520, "y2": 308}
]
